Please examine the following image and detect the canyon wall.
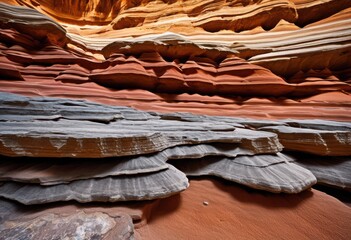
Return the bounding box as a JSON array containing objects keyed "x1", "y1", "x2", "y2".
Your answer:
[{"x1": 0, "y1": 1, "x2": 350, "y2": 239}]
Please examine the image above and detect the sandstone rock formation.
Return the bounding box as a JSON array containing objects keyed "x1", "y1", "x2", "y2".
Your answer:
[
  {"x1": 0, "y1": 3, "x2": 67, "y2": 46},
  {"x1": 135, "y1": 179, "x2": 351, "y2": 240},
  {"x1": 0, "y1": 91, "x2": 349, "y2": 197},
  {"x1": 0, "y1": 0, "x2": 350, "y2": 239},
  {"x1": 0, "y1": 2, "x2": 351, "y2": 120},
  {"x1": 0, "y1": 211, "x2": 134, "y2": 240}
]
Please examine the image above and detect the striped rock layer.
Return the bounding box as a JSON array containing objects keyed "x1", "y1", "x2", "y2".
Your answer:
[
  {"x1": 0, "y1": 2, "x2": 350, "y2": 121},
  {"x1": 0, "y1": 1, "x2": 350, "y2": 239}
]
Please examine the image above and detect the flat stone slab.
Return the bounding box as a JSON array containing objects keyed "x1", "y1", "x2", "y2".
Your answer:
[
  {"x1": 259, "y1": 125, "x2": 351, "y2": 156},
  {"x1": 0, "y1": 92, "x2": 282, "y2": 158},
  {"x1": 0, "y1": 156, "x2": 167, "y2": 185},
  {"x1": 0, "y1": 165, "x2": 189, "y2": 204},
  {"x1": 172, "y1": 153, "x2": 317, "y2": 193},
  {"x1": 0, "y1": 144, "x2": 253, "y2": 185},
  {"x1": 1, "y1": 92, "x2": 350, "y2": 195}
]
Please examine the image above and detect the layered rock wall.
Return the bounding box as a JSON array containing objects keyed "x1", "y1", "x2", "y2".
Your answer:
[{"x1": 0, "y1": 1, "x2": 350, "y2": 239}]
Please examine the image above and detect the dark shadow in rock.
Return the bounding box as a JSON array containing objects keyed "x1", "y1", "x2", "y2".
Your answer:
[
  {"x1": 0, "y1": 197, "x2": 154, "y2": 224},
  {"x1": 145, "y1": 193, "x2": 182, "y2": 224},
  {"x1": 313, "y1": 185, "x2": 351, "y2": 207}
]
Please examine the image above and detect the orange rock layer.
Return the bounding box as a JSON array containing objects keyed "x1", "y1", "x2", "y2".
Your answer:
[{"x1": 0, "y1": 24, "x2": 350, "y2": 121}]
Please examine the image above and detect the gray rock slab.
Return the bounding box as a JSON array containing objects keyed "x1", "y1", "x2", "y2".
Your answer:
[
  {"x1": 0, "y1": 91, "x2": 155, "y2": 122},
  {"x1": 0, "y1": 143, "x2": 258, "y2": 185},
  {"x1": 0, "y1": 156, "x2": 168, "y2": 185},
  {"x1": 0, "y1": 123, "x2": 281, "y2": 157},
  {"x1": 259, "y1": 125, "x2": 351, "y2": 156},
  {"x1": 172, "y1": 153, "x2": 316, "y2": 193},
  {"x1": 0, "y1": 92, "x2": 282, "y2": 158},
  {"x1": 281, "y1": 119, "x2": 351, "y2": 131},
  {"x1": 0, "y1": 165, "x2": 189, "y2": 204},
  {"x1": 292, "y1": 154, "x2": 351, "y2": 190},
  {"x1": 0, "y1": 142, "x2": 260, "y2": 185}
]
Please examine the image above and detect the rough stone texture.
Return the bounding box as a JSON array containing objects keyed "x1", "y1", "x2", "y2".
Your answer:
[
  {"x1": 8, "y1": 0, "x2": 298, "y2": 31},
  {"x1": 0, "y1": 211, "x2": 134, "y2": 240},
  {"x1": 260, "y1": 125, "x2": 351, "y2": 156},
  {"x1": 291, "y1": 0, "x2": 351, "y2": 26},
  {"x1": 0, "y1": 197, "x2": 151, "y2": 225}
]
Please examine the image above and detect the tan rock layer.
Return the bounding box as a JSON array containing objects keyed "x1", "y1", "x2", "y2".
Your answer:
[
  {"x1": 13, "y1": 0, "x2": 298, "y2": 32},
  {"x1": 291, "y1": 0, "x2": 351, "y2": 27}
]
